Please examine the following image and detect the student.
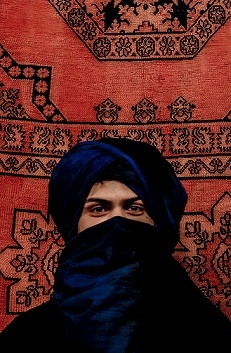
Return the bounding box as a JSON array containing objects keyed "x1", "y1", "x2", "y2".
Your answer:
[{"x1": 1, "y1": 137, "x2": 231, "y2": 351}]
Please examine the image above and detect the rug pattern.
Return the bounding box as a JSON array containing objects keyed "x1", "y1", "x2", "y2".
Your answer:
[
  {"x1": 1, "y1": 0, "x2": 231, "y2": 331},
  {"x1": 49, "y1": 0, "x2": 231, "y2": 60}
]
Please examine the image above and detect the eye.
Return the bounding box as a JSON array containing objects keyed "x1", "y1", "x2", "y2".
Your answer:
[
  {"x1": 127, "y1": 203, "x2": 145, "y2": 215},
  {"x1": 86, "y1": 203, "x2": 109, "y2": 217},
  {"x1": 90, "y1": 205, "x2": 105, "y2": 213},
  {"x1": 129, "y1": 205, "x2": 143, "y2": 211}
]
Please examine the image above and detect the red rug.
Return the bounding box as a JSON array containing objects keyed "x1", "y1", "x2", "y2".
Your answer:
[{"x1": 1, "y1": 0, "x2": 231, "y2": 330}]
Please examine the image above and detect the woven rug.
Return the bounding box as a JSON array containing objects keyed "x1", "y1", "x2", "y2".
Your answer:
[{"x1": 1, "y1": 0, "x2": 231, "y2": 331}]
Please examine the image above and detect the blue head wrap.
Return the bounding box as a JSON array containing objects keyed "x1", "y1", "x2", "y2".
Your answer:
[
  {"x1": 48, "y1": 137, "x2": 187, "y2": 251},
  {"x1": 49, "y1": 138, "x2": 188, "y2": 351}
]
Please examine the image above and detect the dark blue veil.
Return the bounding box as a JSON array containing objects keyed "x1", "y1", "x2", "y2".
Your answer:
[{"x1": 49, "y1": 138, "x2": 188, "y2": 351}]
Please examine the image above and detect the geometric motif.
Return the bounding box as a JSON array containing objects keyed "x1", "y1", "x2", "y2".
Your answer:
[
  {"x1": 49, "y1": 0, "x2": 231, "y2": 60},
  {"x1": 0, "y1": 45, "x2": 66, "y2": 123},
  {"x1": 175, "y1": 192, "x2": 231, "y2": 319},
  {"x1": 1, "y1": 117, "x2": 231, "y2": 179},
  {"x1": 0, "y1": 210, "x2": 64, "y2": 313}
]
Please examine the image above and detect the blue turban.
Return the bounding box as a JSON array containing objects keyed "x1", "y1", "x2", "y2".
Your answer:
[{"x1": 48, "y1": 138, "x2": 187, "y2": 252}]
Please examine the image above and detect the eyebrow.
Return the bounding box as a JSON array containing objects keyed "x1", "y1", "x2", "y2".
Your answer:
[{"x1": 84, "y1": 197, "x2": 142, "y2": 205}]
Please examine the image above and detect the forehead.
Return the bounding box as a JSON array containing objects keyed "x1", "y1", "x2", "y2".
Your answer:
[{"x1": 86, "y1": 180, "x2": 139, "y2": 200}]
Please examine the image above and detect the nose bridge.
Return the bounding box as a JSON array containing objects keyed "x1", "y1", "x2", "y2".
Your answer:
[{"x1": 110, "y1": 205, "x2": 125, "y2": 218}]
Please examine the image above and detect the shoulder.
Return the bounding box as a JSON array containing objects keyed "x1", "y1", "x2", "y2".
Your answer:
[{"x1": 0, "y1": 300, "x2": 66, "y2": 348}]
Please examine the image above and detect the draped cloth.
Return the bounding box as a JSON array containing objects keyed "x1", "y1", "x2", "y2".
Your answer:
[
  {"x1": 49, "y1": 138, "x2": 187, "y2": 245},
  {"x1": 2, "y1": 138, "x2": 231, "y2": 351},
  {"x1": 54, "y1": 217, "x2": 158, "y2": 353},
  {"x1": 50, "y1": 138, "x2": 188, "y2": 352}
]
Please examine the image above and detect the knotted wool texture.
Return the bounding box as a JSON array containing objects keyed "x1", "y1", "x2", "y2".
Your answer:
[{"x1": 1, "y1": 0, "x2": 231, "y2": 331}]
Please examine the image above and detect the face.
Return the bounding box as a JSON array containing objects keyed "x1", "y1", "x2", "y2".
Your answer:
[{"x1": 77, "y1": 180, "x2": 154, "y2": 233}]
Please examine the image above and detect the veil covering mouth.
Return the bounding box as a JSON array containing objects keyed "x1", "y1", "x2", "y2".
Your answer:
[{"x1": 49, "y1": 138, "x2": 188, "y2": 352}]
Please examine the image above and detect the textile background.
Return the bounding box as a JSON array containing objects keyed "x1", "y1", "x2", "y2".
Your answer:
[{"x1": 1, "y1": 0, "x2": 231, "y2": 331}]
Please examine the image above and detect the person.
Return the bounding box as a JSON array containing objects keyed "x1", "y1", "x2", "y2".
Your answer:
[{"x1": 1, "y1": 137, "x2": 231, "y2": 351}]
